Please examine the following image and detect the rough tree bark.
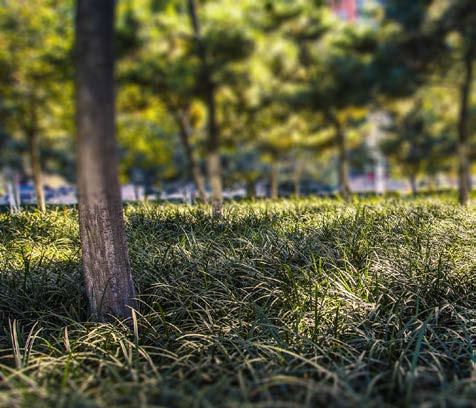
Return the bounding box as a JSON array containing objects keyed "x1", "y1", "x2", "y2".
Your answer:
[
  {"x1": 187, "y1": 0, "x2": 223, "y2": 217},
  {"x1": 175, "y1": 109, "x2": 207, "y2": 203},
  {"x1": 457, "y1": 46, "x2": 474, "y2": 206},
  {"x1": 75, "y1": 0, "x2": 136, "y2": 321}
]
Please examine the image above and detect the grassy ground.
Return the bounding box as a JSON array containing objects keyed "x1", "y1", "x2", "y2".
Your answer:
[{"x1": 0, "y1": 198, "x2": 475, "y2": 407}]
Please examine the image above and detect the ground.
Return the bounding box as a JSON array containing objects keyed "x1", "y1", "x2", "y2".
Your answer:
[{"x1": 0, "y1": 198, "x2": 475, "y2": 407}]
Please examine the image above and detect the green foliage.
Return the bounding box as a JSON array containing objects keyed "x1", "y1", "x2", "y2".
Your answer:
[
  {"x1": 368, "y1": 1, "x2": 444, "y2": 98},
  {"x1": 382, "y1": 98, "x2": 454, "y2": 180},
  {"x1": 0, "y1": 0, "x2": 74, "y2": 178},
  {"x1": 0, "y1": 0, "x2": 473, "y2": 194}
]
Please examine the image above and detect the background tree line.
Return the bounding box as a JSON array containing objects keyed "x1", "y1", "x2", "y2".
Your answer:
[{"x1": 1, "y1": 0, "x2": 475, "y2": 211}]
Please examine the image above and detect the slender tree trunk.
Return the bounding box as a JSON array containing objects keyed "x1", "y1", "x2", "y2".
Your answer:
[
  {"x1": 176, "y1": 110, "x2": 207, "y2": 203},
  {"x1": 427, "y1": 175, "x2": 435, "y2": 193},
  {"x1": 207, "y1": 152, "x2": 223, "y2": 216},
  {"x1": 143, "y1": 172, "x2": 151, "y2": 202},
  {"x1": 457, "y1": 47, "x2": 474, "y2": 205},
  {"x1": 333, "y1": 117, "x2": 351, "y2": 202},
  {"x1": 270, "y1": 160, "x2": 279, "y2": 199},
  {"x1": 6, "y1": 181, "x2": 15, "y2": 214},
  {"x1": 133, "y1": 183, "x2": 141, "y2": 202},
  {"x1": 6, "y1": 179, "x2": 19, "y2": 213},
  {"x1": 293, "y1": 158, "x2": 304, "y2": 198},
  {"x1": 13, "y1": 171, "x2": 20, "y2": 209},
  {"x1": 409, "y1": 173, "x2": 418, "y2": 196},
  {"x1": 246, "y1": 179, "x2": 256, "y2": 199},
  {"x1": 187, "y1": 0, "x2": 223, "y2": 216},
  {"x1": 4, "y1": 167, "x2": 20, "y2": 213},
  {"x1": 143, "y1": 185, "x2": 148, "y2": 202},
  {"x1": 75, "y1": 0, "x2": 136, "y2": 321},
  {"x1": 27, "y1": 130, "x2": 46, "y2": 212}
]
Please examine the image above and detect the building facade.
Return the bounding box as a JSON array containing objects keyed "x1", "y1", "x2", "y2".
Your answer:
[{"x1": 330, "y1": 0, "x2": 359, "y2": 21}]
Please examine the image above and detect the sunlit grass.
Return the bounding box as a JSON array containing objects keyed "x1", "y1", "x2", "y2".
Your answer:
[{"x1": 1, "y1": 198, "x2": 475, "y2": 406}]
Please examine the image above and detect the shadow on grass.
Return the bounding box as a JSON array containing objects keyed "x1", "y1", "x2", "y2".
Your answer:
[{"x1": 0, "y1": 202, "x2": 475, "y2": 406}]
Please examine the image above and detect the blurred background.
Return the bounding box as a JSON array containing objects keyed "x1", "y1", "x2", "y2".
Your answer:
[{"x1": 0, "y1": 0, "x2": 474, "y2": 206}]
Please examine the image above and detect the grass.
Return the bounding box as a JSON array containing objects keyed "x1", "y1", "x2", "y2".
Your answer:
[{"x1": 0, "y1": 198, "x2": 475, "y2": 407}]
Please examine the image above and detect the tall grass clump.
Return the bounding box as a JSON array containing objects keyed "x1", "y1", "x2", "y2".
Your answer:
[{"x1": 0, "y1": 198, "x2": 475, "y2": 407}]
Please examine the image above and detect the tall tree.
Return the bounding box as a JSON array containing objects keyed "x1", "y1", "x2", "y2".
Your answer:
[
  {"x1": 175, "y1": 108, "x2": 208, "y2": 202},
  {"x1": 75, "y1": 0, "x2": 136, "y2": 321},
  {"x1": 457, "y1": 43, "x2": 474, "y2": 204},
  {"x1": 121, "y1": 57, "x2": 208, "y2": 203},
  {"x1": 287, "y1": 17, "x2": 375, "y2": 201},
  {"x1": 187, "y1": 0, "x2": 223, "y2": 216},
  {"x1": 0, "y1": 0, "x2": 74, "y2": 211},
  {"x1": 381, "y1": 98, "x2": 451, "y2": 195},
  {"x1": 114, "y1": 2, "x2": 208, "y2": 203},
  {"x1": 376, "y1": 0, "x2": 475, "y2": 203},
  {"x1": 26, "y1": 104, "x2": 45, "y2": 212},
  {"x1": 440, "y1": 1, "x2": 476, "y2": 205}
]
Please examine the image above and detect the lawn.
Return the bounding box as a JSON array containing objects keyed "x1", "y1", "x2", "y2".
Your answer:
[{"x1": 0, "y1": 199, "x2": 475, "y2": 407}]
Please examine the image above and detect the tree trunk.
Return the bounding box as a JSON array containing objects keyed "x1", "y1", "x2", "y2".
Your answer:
[
  {"x1": 427, "y1": 175, "x2": 435, "y2": 193},
  {"x1": 4, "y1": 167, "x2": 20, "y2": 213},
  {"x1": 207, "y1": 151, "x2": 223, "y2": 216},
  {"x1": 246, "y1": 179, "x2": 256, "y2": 199},
  {"x1": 409, "y1": 173, "x2": 418, "y2": 196},
  {"x1": 27, "y1": 130, "x2": 46, "y2": 212},
  {"x1": 270, "y1": 161, "x2": 279, "y2": 199},
  {"x1": 333, "y1": 118, "x2": 351, "y2": 202},
  {"x1": 187, "y1": 0, "x2": 223, "y2": 216},
  {"x1": 293, "y1": 158, "x2": 304, "y2": 198},
  {"x1": 7, "y1": 181, "x2": 17, "y2": 214},
  {"x1": 75, "y1": 0, "x2": 136, "y2": 322},
  {"x1": 133, "y1": 183, "x2": 141, "y2": 202},
  {"x1": 143, "y1": 172, "x2": 151, "y2": 202},
  {"x1": 176, "y1": 110, "x2": 207, "y2": 203},
  {"x1": 457, "y1": 47, "x2": 474, "y2": 205},
  {"x1": 13, "y1": 171, "x2": 20, "y2": 209}
]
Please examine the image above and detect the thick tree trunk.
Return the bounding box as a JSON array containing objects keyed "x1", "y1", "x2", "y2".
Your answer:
[
  {"x1": 333, "y1": 118, "x2": 351, "y2": 202},
  {"x1": 176, "y1": 110, "x2": 207, "y2": 203},
  {"x1": 270, "y1": 161, "x2": 279, "y2": 199},
  {"x1": 187, "y1": 0, "x2": 223, "y2": 216},
  {"x1": 75, "y1": 0, "x2": 136, "y2": 321},
  {"x1": 457, "y1": 47, "x2": 474, "y2": 205},
  {"x1": 27, "y1": 130, "x2": 46, "y2": 212}
]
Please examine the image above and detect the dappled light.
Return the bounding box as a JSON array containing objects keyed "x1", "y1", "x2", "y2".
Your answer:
[{"x1": 0, "y1": 0, "x2": 475, "y2": 406}]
